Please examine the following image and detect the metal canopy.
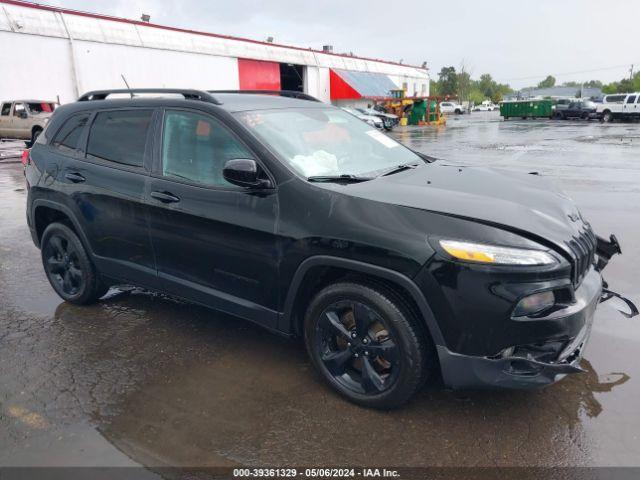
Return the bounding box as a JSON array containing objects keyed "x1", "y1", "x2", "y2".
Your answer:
[{"x1": 330, "y1": 69, "x2": 397, "y2": 99}]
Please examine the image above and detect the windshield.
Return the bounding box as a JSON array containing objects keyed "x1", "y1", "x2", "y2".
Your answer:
[{"x1": 236, "y1": 108, "x2": 423, "y2": 178}]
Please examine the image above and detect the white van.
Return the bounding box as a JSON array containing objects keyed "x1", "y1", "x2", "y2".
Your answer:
[{"x1": 596, "y1": 93, "x2": 640, "y2": 122}]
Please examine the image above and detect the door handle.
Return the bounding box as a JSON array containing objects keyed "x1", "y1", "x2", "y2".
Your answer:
[
  {"x1": 150, "y1": 191, "x2": 180, "y2": 203},
  {"x1": 65, "y1": 172, "x2": 85, "y2": 183}
]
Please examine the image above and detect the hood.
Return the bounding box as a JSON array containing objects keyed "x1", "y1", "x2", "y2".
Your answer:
[{"x1": 325, "y1": 164, "x2": 589, "y2": 256}]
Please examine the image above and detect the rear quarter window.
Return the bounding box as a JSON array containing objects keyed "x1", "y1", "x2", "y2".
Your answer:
[
  {"x1": 51, "y1": 113, "x2": 90, "y2": 153},
  {"x1": 86, "y1": 110, "x2": 153, "y2": 167},
  {"x1": 604, "y1": 95, "x2": 626, "y2": 103}
]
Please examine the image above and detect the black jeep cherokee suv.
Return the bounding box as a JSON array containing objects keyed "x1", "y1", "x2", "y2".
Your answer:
[{"x1": 25, "y1": 89, "x2": 626, "y2": 408}]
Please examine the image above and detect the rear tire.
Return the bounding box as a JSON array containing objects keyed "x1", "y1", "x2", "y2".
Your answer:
[
  {"x1": 602, "y1": 111, "x2": 613, "y2": 123},
  {"x1": 304, "y1": 281, "x2": 433, "y2": 409},
  {"x1": 41, "y1": 222, "x2": 109, "y2": 305}
]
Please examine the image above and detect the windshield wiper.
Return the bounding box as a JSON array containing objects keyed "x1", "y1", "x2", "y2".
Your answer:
[
  {"x1": 378, "y1": 163, "x2": 421, "y2": 177},
  {"x1": 307, "y1": 174, "x2": 373, "y2": 183}
]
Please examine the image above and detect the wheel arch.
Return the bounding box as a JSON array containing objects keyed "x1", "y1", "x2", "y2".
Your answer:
[
  {"x1": 279, "y1": 255, "x2": 445, "y2": 347},
  {"x1": 32, "y1": 200, "x2": 93, "y2": 256}
]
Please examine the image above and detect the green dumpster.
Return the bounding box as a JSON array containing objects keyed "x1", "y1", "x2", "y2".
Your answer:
[
  {"x1": 408, "y1": 100, "x2": 426, "y2": 125},
  {"x1": 500, "y1": 100, "x2": 553, "y2": 120}
]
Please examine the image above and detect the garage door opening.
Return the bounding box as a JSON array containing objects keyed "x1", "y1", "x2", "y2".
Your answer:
[{"x1": 280, "y1": 63, "x2": 304, "y2": 92}]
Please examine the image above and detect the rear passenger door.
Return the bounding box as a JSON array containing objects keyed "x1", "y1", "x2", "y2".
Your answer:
[
  {"x1": 60, "y1": 108, "x2": 159, "y2": 288},
  {"x1": 146, "y1": 108, "x2": 280, "y2": 328},
  {"x1": 623, "y1": 95, "x2": 637, "y2": 117}
]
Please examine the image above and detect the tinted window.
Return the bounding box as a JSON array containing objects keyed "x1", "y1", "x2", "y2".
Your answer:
[
  {"x1": 27, "y1": 102, "x2": 55, "y2": 113},
  {"x1": 162, "y1": 110, "x2": 253, "y2": 187},
  {"x1": 626, "y1": 95, "x2": 637, "y2": 104},
  {"x1": 87, "y1": 110, "x2": 152, "y2": 167},
  {"x1": 604, "y1": 95, "x2": 625, "y2": 103},
  {"x1": 51, "y1": 113, "x2": 90, "y2": 153},
  {"x1": 1, "y1": 103, "x2": 10, "y2": 116}
]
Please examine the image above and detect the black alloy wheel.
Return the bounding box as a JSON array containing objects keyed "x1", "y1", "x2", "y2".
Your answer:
[
  {"x1": 316, "y1": 299, "x2": 400, "y2": 395},
  {"x1": 304, "y1": 282, "x2": 432, "y2": 409},
  {"x1": 43, "y1": 233, "x2": 83, "y2": 297},
  {"x1": 41, "y1": 222, "x2": 109, "y2": 304}
]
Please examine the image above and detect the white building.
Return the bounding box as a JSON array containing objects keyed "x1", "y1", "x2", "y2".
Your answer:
[{"x1": 0, "y1": 0, "x2": 429, "y2": 106}]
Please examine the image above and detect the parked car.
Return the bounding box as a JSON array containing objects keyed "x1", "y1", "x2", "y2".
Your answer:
[
  {"x1": 25, "y1": 88, "x2": 632, "y2": 409},
  {"x1": 555, "y1": 100, "x2": 597, "y2": 120},
  {"x1": 472, "y1": 101, "x2": 496, "y2": 112},
  {"x1": 439, "y1": 101, "x2": 465, "y2": 114},
  {"x1": 0, "y1": 100, "x2": 56, "y2": 144},
  {"x1": 596, "y1": 93, "x2": 640, "y2": 122},
  {"x1": 553, "y1": 98, "x2": 573, "y2": 117},
  {"x1": 355, "y1": 107, "x2": 399, "y2": 131},
  {"x1": 342, "y1": 107, "x2": 384, "y2": 129}
]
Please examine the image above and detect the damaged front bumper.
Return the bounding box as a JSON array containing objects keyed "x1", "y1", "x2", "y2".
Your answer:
[
  {"x1": 436, "y1": 233, "x2": 637, "y2": 390},
  {"x1": 436, "y1": 267, "x2": 602, "y2": 389}
]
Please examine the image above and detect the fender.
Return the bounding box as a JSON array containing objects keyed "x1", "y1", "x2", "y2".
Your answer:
[
  {"x1": 278, "y1": 255, "x2": 446, "y2": 346},
  {"x1": 30, "y1": 199, "x2": 95, "y2": 256}
]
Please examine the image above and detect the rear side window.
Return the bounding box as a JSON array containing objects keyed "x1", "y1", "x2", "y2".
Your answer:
[
  {"x1": 604, "y1": 95, "x2": 625, "y2": 103},
  {"x1": 27, "y1": 102, "x2": 55, "y2": 113},
  {"x1": 87, "y1": 110, "x2": 153, "y2": 167},
  {"x1": 51, "y1": 113, "x2": 90, "y2": 153},
  {"x1": 1, "y1": 103, "x2": 10, "y2": 116}
]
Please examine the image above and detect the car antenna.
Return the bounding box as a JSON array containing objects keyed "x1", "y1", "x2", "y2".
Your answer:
[{"x1": 121, "y1": 74, "x2": 134, "y2": 98}]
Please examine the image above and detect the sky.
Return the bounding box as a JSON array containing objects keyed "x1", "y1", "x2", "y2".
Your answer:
[{"x1": 47, "y1": 0, "x2": 640, "y2": 89}]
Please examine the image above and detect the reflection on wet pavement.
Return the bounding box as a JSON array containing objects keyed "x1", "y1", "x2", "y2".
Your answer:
[{"x1": 1, "y1": 115, "x2": 639, "y2": 468}]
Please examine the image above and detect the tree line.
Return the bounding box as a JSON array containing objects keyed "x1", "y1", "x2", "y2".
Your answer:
[
  {"x1": 430, "y1": 66, "x2": 640, "y2": 103},
  {"x1": 430, "y1": 66, "x2": 513, "y2": 104},
  {"x1": 526, "y1": 74, "x2": 639, "y2": 94}
]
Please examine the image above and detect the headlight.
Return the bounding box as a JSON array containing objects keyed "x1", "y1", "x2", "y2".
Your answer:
[{"x1": 439, "y1": 239, "x2": 556, "y2": 265}]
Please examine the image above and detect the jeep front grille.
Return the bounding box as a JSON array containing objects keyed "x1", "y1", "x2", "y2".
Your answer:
[{"x1": 566, "y1": 227, "x2": 597, "y2": 286}]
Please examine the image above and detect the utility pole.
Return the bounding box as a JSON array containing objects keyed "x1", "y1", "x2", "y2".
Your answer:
[{"x1": 631, "y1": 64, "x2": 634, "y2": 81}]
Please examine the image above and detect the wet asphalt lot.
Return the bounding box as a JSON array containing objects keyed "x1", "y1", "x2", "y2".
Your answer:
[{"x1": 1, "y1": 112, "x2": 639, "y2": 471}]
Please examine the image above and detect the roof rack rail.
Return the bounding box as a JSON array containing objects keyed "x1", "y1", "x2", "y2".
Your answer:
[
  {"x1": 78, "y1": 89, "x2": 221, "y2": 105},
  {"x1": 208, "y1": 90, "x2": 321, "y2": 102}
]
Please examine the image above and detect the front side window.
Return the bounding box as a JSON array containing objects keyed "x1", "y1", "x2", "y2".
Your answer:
[
  {"x1": 162, "y1": 110, "x2": 253, "y2": 187},
  {"x1": 626, "y1": 95, "x2": 637, "y2": 104},
  {"x1": 87, "y1": 109, "x2": 153, "y2": 167},
  {"x1": 13, "y1": 103, "x2": 26, "y2": 117},
  {"x1": 1, "y1": 103, "x2": 10, "y2": 116},
  {"x1": 236, "y1": 108, "x2": 424, "y2": 178},
  {"x1": 51, "y1": 113, "x2": 90, "y2": 153}
]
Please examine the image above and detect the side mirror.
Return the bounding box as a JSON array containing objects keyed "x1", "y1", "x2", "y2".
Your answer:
[
  {"x1": 18, "y1": 111, "x2": 28, "y2": 119},
  {"x1": 223, "y1": 159, "x2": 271, "y2": 189}
]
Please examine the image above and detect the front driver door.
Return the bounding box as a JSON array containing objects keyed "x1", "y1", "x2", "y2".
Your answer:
[{"x1": 146, "y1": 108, "x2": 280, "y2": 329}]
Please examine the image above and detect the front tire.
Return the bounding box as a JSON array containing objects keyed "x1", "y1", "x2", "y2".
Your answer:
[
  {"x1": 30, "y1": 127, "x2": 42, "y2": 147},
  {"x1": 41, "y1": 222, "x2": 109, "y2": 305},
  {"x1": 304, "y1": 281, "x2": 433, "y2": 409}
]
